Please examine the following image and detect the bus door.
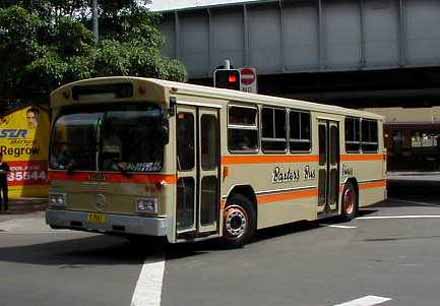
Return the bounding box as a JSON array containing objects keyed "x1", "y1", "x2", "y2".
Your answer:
[
  {"x1": 317, "y1": 120, "x2": 340, "y2": 218},
  {"x1": 176, "y1": 105, "x2": 220, "y2": 238}
]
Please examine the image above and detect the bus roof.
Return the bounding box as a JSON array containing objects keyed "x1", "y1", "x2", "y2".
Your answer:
[{"x1": 51, "y1": 76, "x2": 384, "y2": 120}]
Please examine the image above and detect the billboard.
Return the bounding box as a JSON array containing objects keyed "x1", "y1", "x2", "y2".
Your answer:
[{"x1": 0, "y1": 105, "x2": 50, "y2": 198}]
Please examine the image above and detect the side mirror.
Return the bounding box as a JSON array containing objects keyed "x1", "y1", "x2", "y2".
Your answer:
[{"x1": 168, "y1": 97, "x2": 176, "y2": 117}]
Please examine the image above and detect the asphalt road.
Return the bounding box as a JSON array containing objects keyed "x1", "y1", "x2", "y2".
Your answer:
[{"x1": 1, "y1": 193, "x2": 440, "y2": 306}]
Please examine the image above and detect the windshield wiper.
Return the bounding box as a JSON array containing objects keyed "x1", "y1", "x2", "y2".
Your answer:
[
  {"x1": 116, "y1": 162, "x2": 131, "y2": 176},
  {"x1": 66, "y1": 162, "x2": 76, "y2": 174}
]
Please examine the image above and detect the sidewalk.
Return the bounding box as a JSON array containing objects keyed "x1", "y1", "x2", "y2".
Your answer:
[
  {"x1": 387, "y1": 171, "x2": 440, "y2": 183},
  {"x1": 2, "y1": 197, "x2": 47, "y2": 215},
  {"x1": 387, "y1": 172, "x2": 440, "y2": 197}
]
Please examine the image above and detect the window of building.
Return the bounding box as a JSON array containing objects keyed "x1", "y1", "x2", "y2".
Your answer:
[
  {"x1": 228, "y1": 105, "x2": 258, "y2": 152},
  {"x1": 361, "y1": 119, "x2": 379, "y2": 152},
  {"x1": 411, "y1": 132, "x2": 439, "y2": 148},
  {"x1": 289, "y1": 111, "x2": 311, "y2": 151},
  {"x1": 345, "y1": 117, "x2": 361, "y2": 152},
  {"x1": 261, "y1": 107, "x2": 287, "y2": 152}
]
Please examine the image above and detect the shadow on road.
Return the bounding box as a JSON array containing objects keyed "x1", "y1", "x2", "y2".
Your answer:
[
  {"x1": 0, "y1": 205, "x2": 379, "y2": 265},
  {"x1": 166, "y1": 219, "x2": 326, "y2": 260},
  {"x1": 165, "y1": 215, "x2": 364, "y2": 260},
  {"x1": 0, "y1": 235, "x2": 161, "y2": 266}
]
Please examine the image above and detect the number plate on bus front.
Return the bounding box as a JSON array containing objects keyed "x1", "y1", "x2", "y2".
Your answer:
[{"x1": 87, "y1": 213, "x2": 107, "y2": 225}]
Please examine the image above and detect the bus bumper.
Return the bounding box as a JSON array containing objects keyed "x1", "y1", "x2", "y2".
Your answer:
[{"x1": 46, "y1": 209, "x2": 168, "y2": 237}]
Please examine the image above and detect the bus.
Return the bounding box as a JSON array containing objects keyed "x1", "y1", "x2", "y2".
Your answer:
[
  {"x1": 364, "y1": 107, "x2": 440, "y2": 172},
  {"x1": 46, "y1": 77, "x2": 386, "y2": 247}
]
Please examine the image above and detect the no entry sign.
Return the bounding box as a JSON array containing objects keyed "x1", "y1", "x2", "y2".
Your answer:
[{"x1": 240, "y1": 67, "x2": 258, "y2": 93}]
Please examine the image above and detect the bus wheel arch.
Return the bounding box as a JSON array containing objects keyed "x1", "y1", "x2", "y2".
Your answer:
[
  {"x1": 341, "y1": 178, "x2": 359, "y2": 221},
  {"x1": 222, "y1": 185, "x2": 257, "y2": 247}
]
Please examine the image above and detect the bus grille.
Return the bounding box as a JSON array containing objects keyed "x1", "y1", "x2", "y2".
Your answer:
[{"x1": 79, "y1": 182, "x2": 110, "y2": 193}]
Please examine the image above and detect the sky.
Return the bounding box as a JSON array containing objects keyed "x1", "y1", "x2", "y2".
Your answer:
[{"x1": 149, "y1": 0, "x2": 261, "y2": 11}]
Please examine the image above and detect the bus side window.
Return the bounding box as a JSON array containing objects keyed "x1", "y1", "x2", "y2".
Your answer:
[
  {"x1": 289, "y1": 110, "x2": 311, "y2": 152},
  {"x1": 361, "y1": 119, "x2": 379, "y2": 152},
  {"x1": 228, "y1": 106, "x2": 258, "y2": 152},
  {"x1": 261, "y1": 107, "x2": 287, "y2": 152},
  {"x1": 345, "y1": 117, "x2": 361, "y2": 152}
]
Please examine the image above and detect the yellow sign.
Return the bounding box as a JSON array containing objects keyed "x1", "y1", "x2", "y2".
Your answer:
[{"x1": 0, "y1": 106, "x2": 50, "y2": 198}]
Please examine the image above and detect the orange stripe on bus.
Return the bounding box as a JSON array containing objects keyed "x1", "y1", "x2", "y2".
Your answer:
[
  {"x1": 222, "y1": 155, "x2": 319, "y2": 165},
  {"x1": 341, "y1": 154, "x2": 385, "y2": 161},
  {"x1": 258, "y1": 188, "x2": 318, "y2": 205},
  {"x1": 359, "y1": 180, "x2": 386, "y2": 190},
  {"x1": 49, "y1": 171, "x2": 177, "y2": 184}
]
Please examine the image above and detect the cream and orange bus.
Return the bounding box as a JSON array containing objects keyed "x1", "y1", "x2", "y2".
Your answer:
[{"x1": 46, "y1": 77, "x2": 386, "y2": 247}]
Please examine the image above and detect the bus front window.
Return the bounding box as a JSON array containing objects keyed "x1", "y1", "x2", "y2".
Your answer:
[
  {"x1": 50, "y1": 104, "x2": 165, "y2": 173},
  {"x1": 101, "y1": 107, "x2": 164, "y2": 172},
  {"x1": 51, "y1": 113, "x2": 102, "y2": 171}
]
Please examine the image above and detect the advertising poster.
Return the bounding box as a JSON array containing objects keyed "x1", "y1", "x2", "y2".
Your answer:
[{"x1": 0, "y1": 106, "x2": 50, "y2": 198}]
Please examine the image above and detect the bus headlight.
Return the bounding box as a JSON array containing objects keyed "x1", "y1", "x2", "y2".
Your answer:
[
  {"x1": 136, "y1": 198, "x2": 159, "y2": 214},
  {"x1": 49, "y1": 193, "x2": 67, "y2": 208}
]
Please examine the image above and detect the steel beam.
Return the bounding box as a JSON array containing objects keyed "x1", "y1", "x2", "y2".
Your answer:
[
  {"x1": 317, "y1": 0, "x2": 325, "y2": 70},
  {"x1": 398, "y1": 0, "x2": 407, "y2": 67},
  {"x1": 243, "y1": 4, "x2": 250, "y2": 66},
  {"x1": 207, "y1": 8, "x2": 213, "y2": 76},
  {"x1": 279, "y1": 1, "x2": 286, "y2": 72},
  {"x1": 160, "y1": 0, "x2": 439, "y2": 79},
  {"x1": 359, "y1": 0, "x2": 366, "y2": 68}
]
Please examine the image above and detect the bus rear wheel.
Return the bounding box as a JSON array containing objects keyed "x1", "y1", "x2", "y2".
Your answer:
[
  {"x1": 341, "y1": 182, "x2": 358, "y2": 221},
  {"x1": 222, "y1": 194, "x2": 256, "y2": 248}
]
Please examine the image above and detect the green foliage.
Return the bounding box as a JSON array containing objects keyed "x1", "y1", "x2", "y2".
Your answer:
[{"x1": 0, "y1": 1, "x2": 186, "y2": 104}]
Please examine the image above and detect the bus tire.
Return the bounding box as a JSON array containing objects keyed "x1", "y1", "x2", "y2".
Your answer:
[
  {"x1": 341, "y1": 182, "x2": 358, "y2": 221},
  {"x1": 222, "y1": 194, "x2": 256, "y2": 248}
]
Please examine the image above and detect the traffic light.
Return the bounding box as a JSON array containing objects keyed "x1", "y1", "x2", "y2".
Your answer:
[{"x1": 213, "y1": 69, "x2": 241, "y2": 90}]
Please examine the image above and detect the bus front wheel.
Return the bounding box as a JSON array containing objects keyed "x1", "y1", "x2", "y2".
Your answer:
[
  {"x1": 341, "y1": 182, "x2": 358, "y2": 221},
  {"x1": 222, "y1": 194, "x2": 256, "y2": 248}
]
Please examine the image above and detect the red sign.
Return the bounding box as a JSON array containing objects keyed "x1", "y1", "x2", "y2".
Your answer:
[
  {"x1": 7, "y1": 160, "x2": 48, "y2": 186},
  {"x1": 240, "y1": 68, "x2": 256, "y2": 86}
]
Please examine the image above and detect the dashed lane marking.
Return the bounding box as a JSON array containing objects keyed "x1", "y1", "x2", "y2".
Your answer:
[
  {"x1": 321, "y1": 224, "x2": 358, "y2": 229},
  {"x1": 333, "y1": 295, "x2": 392, "y2": 306}
]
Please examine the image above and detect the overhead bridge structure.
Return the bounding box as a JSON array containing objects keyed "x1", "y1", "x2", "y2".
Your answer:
[{"x1": 159, "y1": 0, "x2": 440, "y2": 107}]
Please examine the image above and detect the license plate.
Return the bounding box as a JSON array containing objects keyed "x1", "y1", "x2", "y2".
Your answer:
[{"x1": 87, "y1": 213, "x2": 108, "y2": 224}]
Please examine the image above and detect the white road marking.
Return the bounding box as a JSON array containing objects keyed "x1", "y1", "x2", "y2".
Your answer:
[
  {"x1": 358, "y1": 215, "x2": 440, "y2": 220},
  {"x1": 322, "y1": 224, "x2": 357, "y2": 229},
  {"x1": 130, "y1": 254, "x2": 166, "y2": 306},
  {"x1": 333, "y1": 295, "x2": 391, "y2": 306}
]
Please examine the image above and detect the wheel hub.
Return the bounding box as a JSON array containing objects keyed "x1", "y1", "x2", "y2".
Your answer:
[
  {"x1": 343, "y1": 189, "x2": 355, "y2": 215},
  {"x1": 224, "y1": 205, "x2": 248, "y2": 239}
]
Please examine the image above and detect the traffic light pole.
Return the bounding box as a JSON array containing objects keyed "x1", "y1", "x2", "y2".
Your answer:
[{"x1": 224, "y1": 59, "x2": 231, "y2": 70}]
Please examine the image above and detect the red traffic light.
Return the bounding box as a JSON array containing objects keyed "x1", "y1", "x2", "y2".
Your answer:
[
  {"x1": 214, "y1": 69, "x2": 241, "y2": 90},
  {"x1": 228, "y1": 74, "x2": 238, "y2": 83}
]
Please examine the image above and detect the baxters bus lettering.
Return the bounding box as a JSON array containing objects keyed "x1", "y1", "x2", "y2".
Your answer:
[
  {"x1": 303, "y1": 165, "x2": 316, "y2": 181},
  {"x1": 272, "y1": 165, "x2": 316, "y2": 183},
  {"x1": 272, "y1": 167, "x2": 301, "y2": 183}
]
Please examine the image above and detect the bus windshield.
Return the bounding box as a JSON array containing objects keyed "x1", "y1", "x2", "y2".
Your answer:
[{"x1": 50, "y1": 104, "x2": 166, "y2": 173}]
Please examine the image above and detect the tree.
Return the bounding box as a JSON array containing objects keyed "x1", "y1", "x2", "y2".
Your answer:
[{"x1": 0, "y1": 1, "x2": 186, "y2": 106}]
